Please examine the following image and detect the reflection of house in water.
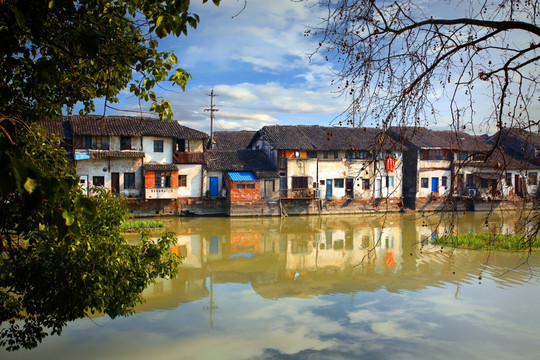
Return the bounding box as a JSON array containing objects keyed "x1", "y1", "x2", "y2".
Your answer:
[
  {"x1": 279, "y1": 215, "x2": 403, "y2": 275},
  {"x1": 138, "y1": 214, "x2": 536, "y2": 312}
]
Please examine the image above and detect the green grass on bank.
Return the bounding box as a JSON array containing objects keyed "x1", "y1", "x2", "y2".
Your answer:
[
  {"x1": 432, "y1": 233, "x2": 540, "y2": 251},
  {"x1": 121, "y1": 220, "x2": 165, "y2": 233}
]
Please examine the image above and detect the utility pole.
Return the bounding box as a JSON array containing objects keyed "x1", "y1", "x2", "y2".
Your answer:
[{"x1": 204, "y1": 89, "x2": 218, "y2": 149}]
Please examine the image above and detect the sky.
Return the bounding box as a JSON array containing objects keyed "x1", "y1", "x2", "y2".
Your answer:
[
  {"x1": 104, "y1": 0, "x2": 348, "y2": 133},
  {"x1": 98, "y1": 0, "x2": 538, "y2": 135}
]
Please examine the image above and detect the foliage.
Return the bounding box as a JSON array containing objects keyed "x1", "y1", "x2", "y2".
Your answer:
[
  {"x1": 1, "y1": 0, "x2": 220, "y2": 120},
  {"x1": 309, "y1": 0, "x2": 540, "y2": 134},
  {"x1": 121, "y1": 220, "x2": 166, "y2": 232},
  {"x1": 0, "y1": 125, "x2": 180, "y2": 351},
  {"x1": 432, "y1": 232, "x2": 540, "y2": 250},
  {"x1": 0, "y1": 0, "x2": 221, "y2": 351}
]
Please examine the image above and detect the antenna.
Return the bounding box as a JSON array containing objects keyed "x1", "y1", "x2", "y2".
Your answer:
[{"x1": 204, "y1": 88, "x2": 219, "y2": 149}]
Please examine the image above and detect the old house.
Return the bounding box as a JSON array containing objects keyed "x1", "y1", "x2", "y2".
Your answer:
[
  {"x1": 484, "y1": 128, "x2": 540, "y2": 198},
  {"x1": 388, "y1": 127, "x2": 493, "y2": 209},
  {"x1": 203, "y1": 150, "x2": 279, "y2": 200},
  {"x1": 41, "y1": 116, "x2": 207, "y2": 205},
  {"x1": 248, "y1": 125, "x2": 404, "y2": 212}
]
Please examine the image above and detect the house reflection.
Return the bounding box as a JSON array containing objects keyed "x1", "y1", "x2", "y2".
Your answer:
[{"x1": 139, "y1": 213, "x2": 536, "y2": 312}]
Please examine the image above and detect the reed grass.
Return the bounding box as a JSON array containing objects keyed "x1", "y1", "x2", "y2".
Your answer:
[
  {"x1": 433, "y1": 233, "x2": 540, "y2": 250},
  {"x1": 121, "y1": 220, "x2": 165, "y2": 232}
]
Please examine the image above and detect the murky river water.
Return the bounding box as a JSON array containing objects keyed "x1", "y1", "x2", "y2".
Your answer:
[{"x1": 5, "y1": 212, "x2": 540, "y2": 359}]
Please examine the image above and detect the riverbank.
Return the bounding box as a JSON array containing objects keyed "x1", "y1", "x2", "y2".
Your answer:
[{"x1": 126, "y1": 196, "x2": 532, "y2": 217}]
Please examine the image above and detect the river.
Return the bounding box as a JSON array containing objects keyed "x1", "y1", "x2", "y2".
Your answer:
[{"x1": 5, "y1": 212, "x2": 540, "y2": 359}]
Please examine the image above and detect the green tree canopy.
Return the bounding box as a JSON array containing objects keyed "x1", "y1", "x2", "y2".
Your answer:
[{"x1": 0, "y1": 0, "x2": 220, "y2": 351}]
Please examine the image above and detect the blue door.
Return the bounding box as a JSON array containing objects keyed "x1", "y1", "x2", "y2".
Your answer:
[
  {"x1": 431, "y1": 177, "x2": 439, "y2": 192},
  {"x1": 209, "y1": 177, "x2": 219, "y2": 196},
  {"x1": 326, "y1": 179, "x2": 333, "y2": 198}
]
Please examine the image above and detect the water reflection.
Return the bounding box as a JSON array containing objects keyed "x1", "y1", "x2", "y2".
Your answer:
[
  {"x1": 5, "y1": 212, "x2": 540, "y2": 360},
  {"x1": 141, "y1": 212, "x2": 540, "y2": 309}
]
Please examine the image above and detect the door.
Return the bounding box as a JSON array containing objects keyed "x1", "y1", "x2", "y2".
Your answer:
[
  {"x1": 209, "y1": 176, "x2": 219, "y2": 196},
  {"x1": 79, "y1": 175, "x2": 88, "y2": 196},
  {"x1": 515, "y1": 175, "x2": 522, "y2": 197},
  {"x1": 431, "y1": 177, "x2": 439, "y2": 193},
  {"x1": 375, "y1": 178, "x2": 382, "y2": 198},
  {"x1": 326, "y1": 179, "x2": 333, "y2": 199},
  {"x1": 264, "y1": 180, "x2": 275, "y2": 199},
  {"x1": 111, "y1": 172, "x2": 120, "y2": 194},
  {"x1": 346, "y1": 177, "x2": 354, "y2": 198}
]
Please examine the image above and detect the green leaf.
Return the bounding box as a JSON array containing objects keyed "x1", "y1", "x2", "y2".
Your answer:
[
  {"x1": 23, "y1": 177, "x2": 38, "y2": 194},
  {"x1": 155, "y1": 15, "x2": 164, "y2": 28},
  {"x1": 62, "y1": 210, "x2": 75, "y2": 226}
]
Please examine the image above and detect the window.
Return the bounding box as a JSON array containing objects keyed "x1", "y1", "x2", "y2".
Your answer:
[
  {"x1": 347, "y1": 149, "x2": 370, "y2": 159},
  {"x1": 387, "y1": 176, "x2": 394, "y2": 188},
  {"x1": 442, "y1": 176, "x2": 448, "y2": 187},
  {"x1": 480, "y1": 178, "x2": 488, "y2": 188},
  {"x1": 83, "y1": 135, "x2": 93, "y2": 148},
  {"x1": 457, "y1": 151, "x2": 468, "y2": 161},
  {"x1": 120, "y1": 136, "x2": 131, "y2": 150},
  {"x1": 98, "y1": 136, "x2": 110, "y2": 150},
  {"x1": 421, "y1": 149, "x2": 449, "y2": 160},
  {"x1": 320, "y1": 179, "x2": 325, "y2": 185},
  {"x1": 307, "y1": 151, "x2": 318, "y2": 158},
  {"x1": 93, "y1": 176, "x2": 105, "y2": 187},
  {"x1": 154, "y1": 140, "x2": 164, "y2": 153},
  {"x1": 124, "y1": 173, "x2": 135, "y2": 189},
  {"x1": 466, "y1": 174, "x2": 474, "y2": 187},
  {"x1": 292, "y1": 176, "x2": 309, "y2": 189},
  {"x1": 529, "y1": 172, "x2": 538, "y2": 185},
  {"x1": 155, "y1": 172, "x2": 171, "y2": 188},
  {"x1": 362, "y1": 179, "x2": 370, "y2": 190},
  {"x1": 421, "y1": 178, "x2": 429, "y2": 188},
  {"x1": 237, "y1": 184, "x2": 246, "y2": 189},
  {"x1": 334, "y1": 178, "x2": 344, "y2": 188},
  {"x1": 176, "y1": 139, "x2": 186, "y2": 152},
  {"x1": 178, "y1": 175, "x2": 187, "y2": 187},
  {"x1": 246, "y1": 184, "x2": 255, "y2": 189}
]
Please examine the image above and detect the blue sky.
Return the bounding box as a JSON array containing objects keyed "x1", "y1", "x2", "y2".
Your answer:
[
  {"x1": 99, "y1": 0, "x2": 538, "y2": 135},
  {"x1": 105, "y1": 0, "x2": 348, "y2": 133}
]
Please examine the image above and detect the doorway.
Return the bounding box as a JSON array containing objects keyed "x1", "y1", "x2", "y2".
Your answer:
[{"x1": 111, "y1": 172, "x2": 120, "y2": 194}]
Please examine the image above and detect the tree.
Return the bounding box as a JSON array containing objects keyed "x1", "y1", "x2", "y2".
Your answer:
[
  {"x1": 308, "y1": 0, "x2": 540, "y2": 248},
  {"x1": 308, "y1": 0, "x2": 539, "y2": 136},
  {"x1": 0, "y1": 0, "x2": 220, "y2": 351}
]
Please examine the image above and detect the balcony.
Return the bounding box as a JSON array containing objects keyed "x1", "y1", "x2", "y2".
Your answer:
[
  {"x1": 280, "y1": 188, "x2": 314, "y2": 199},
  {"x1": 173, "y1": 152, "x2": 204, "y2": 164}
]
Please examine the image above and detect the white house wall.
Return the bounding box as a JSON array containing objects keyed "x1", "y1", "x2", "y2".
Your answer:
[
  {"x1": 143, "y1": 136, "x2": 173, "y2": 163},
  {"x1": 177, "y1": 164, "x2": 203, "y2": 197},
  {"x1": 76, "y1": 158, "x2": 142, "y2": 197}
]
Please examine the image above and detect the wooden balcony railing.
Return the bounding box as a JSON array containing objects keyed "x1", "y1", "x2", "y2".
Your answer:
[
  {"x1": 280, "y1": 188, "x2": 314, "y2": 199},
  {"x1": 173, "y1": 152, "x2": 204, "y2": 164}
]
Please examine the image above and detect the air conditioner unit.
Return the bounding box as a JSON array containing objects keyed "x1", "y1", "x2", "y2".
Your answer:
[{"x1": 313, "y1": 189, "x2": 321, "y2": 199}]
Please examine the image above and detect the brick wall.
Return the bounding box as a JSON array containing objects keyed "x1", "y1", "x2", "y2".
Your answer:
[
  {"x1": 145, "y1": 171, "x2": 155, "y2": 188},
  {"x1": 226, "y1": 177, "x2": 261, "y2": 202}
]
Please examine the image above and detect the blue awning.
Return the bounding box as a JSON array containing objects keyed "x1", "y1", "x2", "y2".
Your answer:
[{"x1": 227, "y1": 172, "x2": 258, "y2": 181}]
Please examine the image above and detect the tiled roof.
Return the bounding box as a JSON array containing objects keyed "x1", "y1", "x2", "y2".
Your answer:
[
  {"x1": 88, "y1": 150, "x2": 145, "y2": 159},
  {"x1": 389, "y1": 126, "x2": 491, "y2": 151},
  {"x1": 205, "y1": 150, "x2": 277, "y2": 178},
  {"x1": 40, "y1": 118, "x2": 73, "y2": 139},
  {"x1": 249, "y1": 125, "x2": 401, "y2": 151},
  {"x1": 213, "y1": 131, "x2": 257, "y2": 150},
  {"x1": 499, "y1": 127, "x2": 540, "y2": 147},
  {"x1": 143, "y1": 163, "x2": 179, "y2": 171},
  {"x1": 61, "y1": 115, "x2": 207, "y2": 139}
]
